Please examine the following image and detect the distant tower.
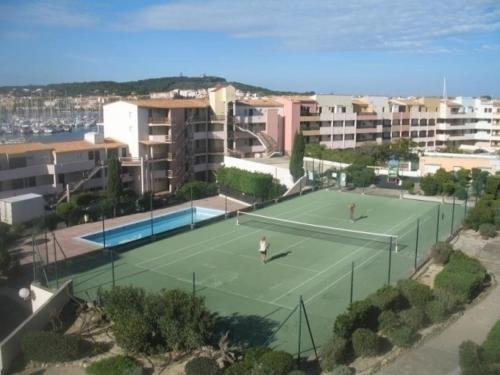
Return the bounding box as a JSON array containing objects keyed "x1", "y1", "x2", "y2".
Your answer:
[{"x1": 442, "y1": 77, "x2": 447, "y2": 101}]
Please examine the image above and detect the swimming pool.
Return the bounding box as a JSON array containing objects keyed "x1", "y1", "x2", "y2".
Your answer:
[{"x1": 79, "y1": 207, "x2": 224, "y2": 247}]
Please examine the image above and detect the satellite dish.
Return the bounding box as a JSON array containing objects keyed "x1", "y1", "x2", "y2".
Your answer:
[{"x1": 19, "y1": 288, "x2": 31, "y2": 301}]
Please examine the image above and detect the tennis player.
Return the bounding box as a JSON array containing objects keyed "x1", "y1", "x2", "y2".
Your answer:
[
  {"x1": 259, "y1": 236, "x2": 269, "y2": 263},
  {"x1": 349, "y1": 203, "x2": 356, "y2": 223}
]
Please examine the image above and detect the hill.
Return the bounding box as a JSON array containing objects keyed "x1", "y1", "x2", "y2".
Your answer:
[{"x1": 0, "y1": 76, "x2": 313, "y2": 97}]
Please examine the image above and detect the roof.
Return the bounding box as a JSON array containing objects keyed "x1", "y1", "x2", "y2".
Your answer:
[
  {"x1": 0, "y1": 142, "x2": 53, "y2": 155},
  {"x1": 442, "y1": 100, "x2": 462, "y2": 107},
  {"x1": 125, "y1": 98, "x2": 209, "y2": 109},
  {"x1": 275, "y1": 96, "x2": 315, "y2": 104},
  {"x1": 389, "y1": 98, "x2": 422, "y2": 106},
  {"x1": 0, "y1": 193, "x2": 43, "y2": 203},
  {"x1": 47, "y1": 139, "x2": 125, "y2": 153},
  {"x1": 352, "y1": 98, "x2": 370, "y2": 106},
  {"x1": 236, "y1": 98, "x2": 283, "y2": 107}
]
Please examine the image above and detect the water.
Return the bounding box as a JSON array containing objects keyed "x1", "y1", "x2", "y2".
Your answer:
[
  {"x1": 80, "y1": 207, "x2": 224, "y2": 247},
  {"x1": 0, "y1": 127, "x2": 91, "y2": 144}
]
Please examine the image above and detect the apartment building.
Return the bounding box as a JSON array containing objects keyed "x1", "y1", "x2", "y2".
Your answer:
[{"x1": 0, "y1": 132, "x2": 125, "y2": 199}]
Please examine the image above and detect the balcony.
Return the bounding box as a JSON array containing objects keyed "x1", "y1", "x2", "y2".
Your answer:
[
  {"x1": 148, "y1": 134, "x2": 172, "y2": 143},
  {"x1": 210, "y1": 114, "x2": 226, "y2": 122},
  {"x1": 47, "y1": 160, "x2": 95, "y2": 175},
  {"x1": 167, "y1": 170, "x2": 173, "y2": 178},
  {"x1": 148, "y1": 117, "x2": 171, "y2": 126},
  {"x1": 120, "y1": 173, "x2": 134, "y2": 183},
  {"x1": 302, "y1": 129, "x2": 321, "y2": 137},
  {"x1": 0, "y1": 164, "x2": 50, "y2": 181},
  {"x1": 120, "y1": 157, "x2": 142, "y2": 166},
  {"x1": 299, "y1": 114, "x2": 321, "y2": 122}
]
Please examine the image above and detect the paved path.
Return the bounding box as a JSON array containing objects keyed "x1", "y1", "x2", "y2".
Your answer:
[{"x1": 378, "y1": 234, "x2": 500, "y2": 375}]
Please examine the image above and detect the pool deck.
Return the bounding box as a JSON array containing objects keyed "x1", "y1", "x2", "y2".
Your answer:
[{"x1": 12, "y1": 196, "x2": 248, "y2": 266}]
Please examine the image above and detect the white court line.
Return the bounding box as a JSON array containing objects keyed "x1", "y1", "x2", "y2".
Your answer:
[
  {"x1": 137, "y1": 199, "x2": 323, "y2": 266},
  {"x1": 305, "y1": 249, "x2": 383, "y2": 304},
  {"x1": 148, "y1": 202, "x2": 330, "y2": 270},
  {"x1": 132, "y1": 261, "x2": 293, "y2": 310},
  {"x1": 271, "y1": 211, "x2": 421, "y2": 304}
]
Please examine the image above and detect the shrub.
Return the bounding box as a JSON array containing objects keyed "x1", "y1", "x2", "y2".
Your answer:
[
  {"x1": 369, "y1": 285, "x2": 407, "y2": 312},
  {"x1": 113, "y1": 311, "x2": 153, "y2": 354},
  {"x1": 434, "y1": 265, "x2": 486, "y2": 303},
  {"x1": 56, "y1": 202, "x2": 83, "y2": 226},
  {"x1": 319, "y1": 336, "x2": 349, "y2": 371},
  {"x1": 399, "y1": 308, "x2": 427, "y2": 331},
  {"x1": 482, "y1": 320, "x2": 500, "y2": 363},
  {"x1": 86, "y1": 355, "x2": 142, "y2": 375},
  {"x1": 258, "y1": 350, "x2": 295, "y2": 375},
  {"x1": 459, "y1": 341, "x2": 484, "y2": 373},
  {"x1": 217, "y1": 167, "x2": 274, "y2": 200},
  {"x1": 425, "y1": 299, "x2": 449, "y2": 324},
  {"x1": 378, "y1": 310, "x2": 401, "y2": 334},
  {"x1": 351, "y1": 328, "x2": 382, "y2": 357},
  {"x1": 455, "y1": 186, "x2": 468, "y2": 200},
  {"x1": 348, "y1": 300, "x2": 380, "y2": 331},
  {"x1": 21, "y1": 331, "x2": 85, "y2": 363},
  {"x1": 98, "y1": 286, "x2": 146, "y2": 322},
  {"x1": 185, "y1": 357, "x2": 220, "y2": 375},
  {"x1": 223, "y1": 362, "x2": 249, "y2": 375},
  {"x1": 420, "y1": 175, "x2": 439, "y2": 196},
  {"x1": 287, "y1": 371, "x2": 306, "y2": 375},
  {"x1": 243, "y1": 346, "x2": 272, "y2": 364},
  {"x1": 387, "y1": 326, "x2": 417, "y2": 348},
  {"x1": 177, "y1": 181, "x2": 218, "y2": 201},
  {"x1": 157, "y1": 289, "x2": 214, "y2": 351},
  {"x1": 430, "y1": 242, "x2": 453, "y2": 265},
  {"x1": 479, "y1": 223, "x2": 497, "y2": 238},
  {"x1": 397, "y1": 279, "x2": 433, "y2": 309},
  {"x1": 432, "y1": 290, "x2": 461, "y2": 315},
  {"x1": 333, "y1": 312, "x2": 356, "y2": 339},
  {"x1": 447, "y1": 251, "x2": 487, "y2": 277},
  {"x1": 332, "y1": 365, "x2": 355, "y2": 375}
]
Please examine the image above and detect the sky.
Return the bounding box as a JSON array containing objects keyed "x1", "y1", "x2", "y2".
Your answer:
[{"x1": 0, "y1": 0, "x2": 500, "y2": 97}]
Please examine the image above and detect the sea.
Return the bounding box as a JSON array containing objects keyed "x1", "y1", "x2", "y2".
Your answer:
[{"x1": 0, "y1": 127, "x2": 91, "y2": 144}]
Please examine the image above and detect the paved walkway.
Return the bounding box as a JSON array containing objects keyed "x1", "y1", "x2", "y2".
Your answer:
[{"x1": 378, "y1": 234, "x2": 500, "y2": 375}]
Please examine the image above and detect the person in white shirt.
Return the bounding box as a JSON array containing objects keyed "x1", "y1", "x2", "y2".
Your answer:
[{"x1": 259, "y1": 236, "x2": 269, "y2": 263}]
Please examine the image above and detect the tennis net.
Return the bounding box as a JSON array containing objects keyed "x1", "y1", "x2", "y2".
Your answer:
[{"x1": 236, "y1": 211, "x2": 398, "y2": 252}]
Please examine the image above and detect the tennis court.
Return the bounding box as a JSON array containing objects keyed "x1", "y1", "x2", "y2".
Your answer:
[{"x1": 39, "y1": 190, "x2": 465, "y2": 354}]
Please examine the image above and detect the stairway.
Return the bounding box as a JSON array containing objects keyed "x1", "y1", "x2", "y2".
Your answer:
[
  {"x1": 56, "y1": 164, "x2": 105, "y2": 204},
  {"x1": 233, "y1": 124, "x2": 281, "y2": 157}
]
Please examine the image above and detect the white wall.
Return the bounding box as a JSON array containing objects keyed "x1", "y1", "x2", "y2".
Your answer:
[
  {"x1": 223, "y1": 156, "x2": 295, "y2": 188},
  {"x1": 30, "y1": 284, "x2": 54, "y2": 313},
  {"x1": 104, "y1": 101, "x2": 140, "y2": 157}
]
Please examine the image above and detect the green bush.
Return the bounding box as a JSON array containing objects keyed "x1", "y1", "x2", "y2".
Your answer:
[
  {"x1": 397, "y1": 279, "x2": 433, "y2": 308},
  {"x1": 425, "y1": 299, "x2": 449, "y2": 324},
  {"x1": 157, "y1": 289, "x2": 214, "y2": 351},
  {"x1": 455, "y1": 186, "x2": 468, "y2": 200},
  {"x1": 177, "y1": 181, "x2": 218, "y2": 201},
  {"x1": 459, "y1": 341, "x2": 484, "y2": 373},
  {"x1": 369, "y1": 285, "x2": 407, "y2": 312},
  {"x1": 217, "y1": 167, "x2": 274, "y2": 200},
  {"x1": 482, "y1": 320, "x2": 500, "y2": 363},
  {"x1": 319, "y1": 336, "x2": 349, "y2": 371},
  {"x1": 287, "y1": 371, "x2": 306, "y2": 375},
  {"x1": 86, "y1": 355, "x2": 142, "y2": 375},
  {"x1": 333, "y1": 312, "x2": 356, "y2": 339},
  {"x1": 378, "y1": 310, "x2": 401, "y2": 335},
  {"x1": 0, "y1": 247, "x2": 11, "y2": 275},
  {"x1": 420, "y1": 175, "x2": 439, "y2": 196},
  {"x1": 387, "y1": 326, "x2": 417, "y2": 348},
  {"x1": 432, "y1": 290, "x2": 461, "y2": 315},
  {"x1": 98, "y1": 286, "x2": 146, "y2": 322},
  {"x1": 399, "y1": 308, "x2": 427, "y2": 331},
  {"x1": 447, "y1": 251, "x2": 487, "y2": 277},
  {"x1": 184, "y1": 357, "x2": 220, "y2": 375},
  {"x1": 351, "y1": 328, "x2": 382, "y2": 357},
  {"x1": 479, "y1": 223, "x2": 497, "y2": 238},
  {"x1": 430, "y1": 242, "x2": 453, "y2": 265},
  {"x1": 258, "y1": 350, "x2": 295, "y2": 375},
  {"x1": 21, "y1": 331, "x2": 85, "y2": 363},
  {"x1": 332, "y1": 365, "x2": 355, "y2": 375},
  {"x1": 56, "y1": 202, "x2": 83, "y2": 226},
  {"x1": 243, "y1": 346, "x2": 272, "y2": 364},
  {"x1": 113, "y1": 311, "x2": 154, "y2": 354},
  {"x1": 348, "y1": 300, "x2": 380, "y2": 331},
  {"x1": 223, "y1": 362, "x2": 249, "y2": 375}
]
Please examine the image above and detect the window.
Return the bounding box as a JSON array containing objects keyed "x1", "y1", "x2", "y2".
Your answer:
[
  {"x1": 345, "y1": 134, "x2": 355, "y2": 140},
  {"x1": 121, "y1": 148, "x2": 127, "y2": 157},
  {"x1": 88, "y1": 151, "x2": 94, "y2": 160}
]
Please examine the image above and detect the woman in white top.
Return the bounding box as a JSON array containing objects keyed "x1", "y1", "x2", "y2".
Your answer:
[{"x1": 259, "y1": 236, "x2": 268, "y2": 263}]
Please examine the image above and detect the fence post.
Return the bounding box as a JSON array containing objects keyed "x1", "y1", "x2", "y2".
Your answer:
[
  {"x1": 190, "y1": 185, "x2": 194, "y2": 230},
  {"x1": 450, "y1": 195, "x2": 456, "y2": 236},
  {"x1": 150, "y1": 188, "x2": 154, "y2": 238},
  {"x1": 111, "y1": 249, "x2": 115, "y2": 288},
  {"x1": 435, "y1": 205, "x2": 441, "y2": 244},
  {"x1": 387, "y1": 237, "x2": 393, "y2": 285},
  {"x1": 464, "y1": 191, "x2": 468, "y2": 218},
  {"x1": 300, "y1": 296, "x2": 319, "y2": 361},
  {"x1": 52, "y1": 232, "x2": 59, "y2": 289},
  {"x1": 414, "y1": 218, "x2": 420, "y2": 271},
  {"x1": 297, "y1": 296, "x2": 302, "y2": 367},
  {"x1": 350, "y1": 261, "x2": 354, "y2": 304},
  {"x1": 32, "y1": 233, "x2": 36, "y2": 283},
  {"x1": 224, "y1": 187, "x2": 228, "y2": 219},
  {"x1": 192, "y1": 272, "x2": 196, "y2": 297}
]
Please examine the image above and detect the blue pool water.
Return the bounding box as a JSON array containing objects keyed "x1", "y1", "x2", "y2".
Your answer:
[{"x1": 80, "y1": 207, "x2": 224, "y2": 247}]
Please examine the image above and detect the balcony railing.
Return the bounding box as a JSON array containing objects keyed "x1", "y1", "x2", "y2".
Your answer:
[
  {"x1": 148, "y1": 117, "x2": 171, "y2": 125},
  {"x1": 148, "y1": 135, "x2": 172, "y2": 143}
]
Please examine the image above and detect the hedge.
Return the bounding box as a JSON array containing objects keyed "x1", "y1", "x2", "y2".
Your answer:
[
  {"x1": 86, "y1": 355, "x2": 143, "y2": 375},
  {"x1": 21, "y1": 331, "x2": 86, "y2": 363},
  {"x1": 177, "y1": 181, "x2": 218, "y2": 201},
  {"x1": 369, "y1": 285, "x2": 407, "y2": 312},
  {"x1": 397, "y1": 279, "x2": 433, "y2": 309},
  {"x1": 217, "y1": 167, "x2": 274, "y2": 199},
  {"x1": 351, "y1": 328, "x2": 382, "y2": 357},
  {"x1": 333, "y1": 300, "x2": 380, "y2": 338},
  {"x1": 482, "y1": 320, "x2": 500, "y2": 363},
  {"x1": 430, "y1": 242, "x2": 453, "y2": 265},
  {"x1": 378, "y1": 310, "x2": 401, "y2": 335},
  {"x1": 459, "y1": 341, "x2": 484, "y2": 374},
  {"x1": 319, "y1": 336, "x2": 350, "y2": 371},
  {"x1": 184, "y1": 357, "x2": 220, "y2": 375},
  {"x1": 258, "y1": 350, "x2": 295, "y2": 375},
  {"x1": 386, "y1": 325, "x2": 417, "y2": 348},
  {"x1": 479, "y1": 223, "x2": 497, "y2": 238},
  {"x1": 399, "y1": 307, "x2": 427, "y2": 331},
  {"x1": 425, "y1": 299, "x2": 450, "y2": 324}
]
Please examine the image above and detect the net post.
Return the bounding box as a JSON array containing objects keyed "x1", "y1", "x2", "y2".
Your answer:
[
  {"x1": 236, "y1": 211, "x2": 240, "y2": 225},
  {"x1": 387, "y1": 237, "x2": 393, "y2": 285},
  {"x1": 450, "y1": 194, "x2": 456, "y2": 236},
  {"x1": 300, "y1": 296, "x2": 319, "y2": 362},
  {"x1": 414, "y1": 218, "x2": 420, "y2": 271},
  {"x1": 435, "y1": 205, "x2": 441, "y2": 244},
  {"x1": 297, "y1": 296, "x2": 302, "y2": 367},
  {"x1": 350, "y1": 261, "x2": 354, "y2": 304}
]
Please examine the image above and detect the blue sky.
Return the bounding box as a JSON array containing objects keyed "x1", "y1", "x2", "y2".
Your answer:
[{"x1": 1, "y1": 0, "x2": 500, "y2": 96}]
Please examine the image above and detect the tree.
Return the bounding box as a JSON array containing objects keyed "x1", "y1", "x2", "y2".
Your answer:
[
  {"x1": 289, "y1": 132, "x2": 305, "y2": 182},
  {"x1": 107, "y1": 158, "x2": 123, "y2": 217}
]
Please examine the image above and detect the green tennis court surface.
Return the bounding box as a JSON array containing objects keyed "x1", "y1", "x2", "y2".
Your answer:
[{"x1": 44, "y1": 190, "x2": 465, "y2": 354}]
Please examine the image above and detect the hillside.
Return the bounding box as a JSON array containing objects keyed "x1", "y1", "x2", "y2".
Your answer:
[{"x1": 0, "y1": 76, "x2": 313, "y2": 97}]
